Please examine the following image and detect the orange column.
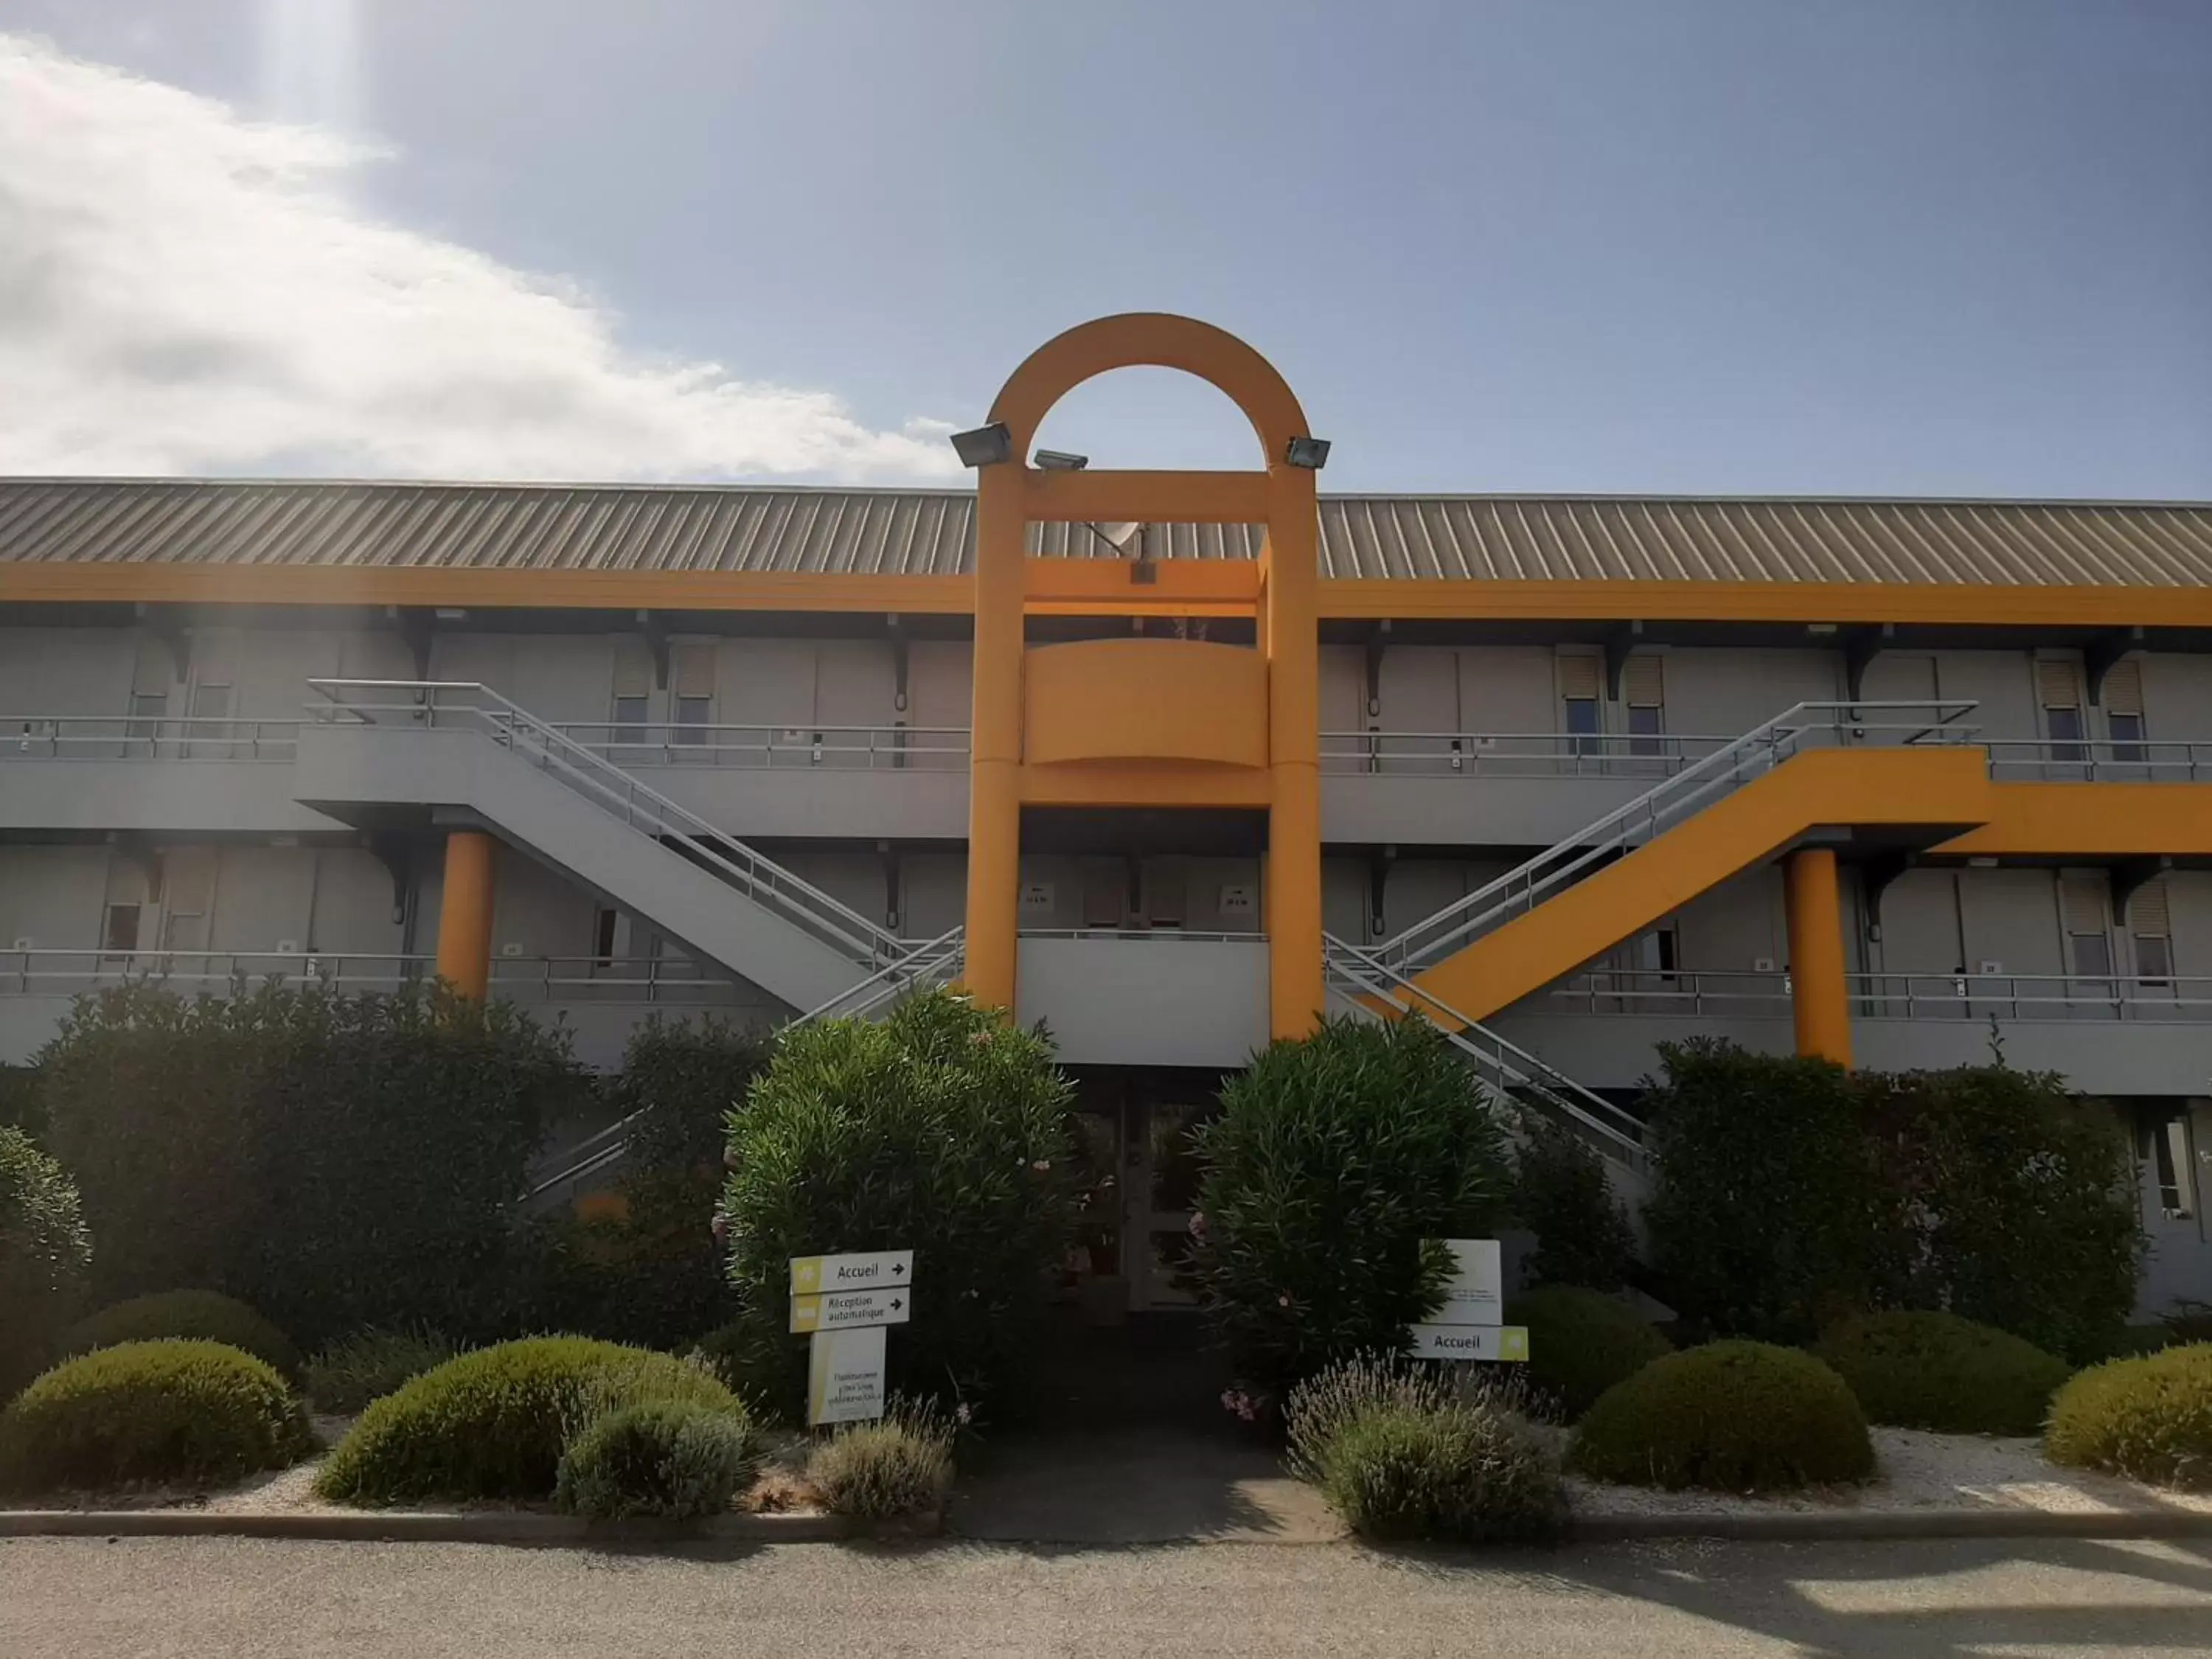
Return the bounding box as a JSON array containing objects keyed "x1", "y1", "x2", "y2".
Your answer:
[
  {"x1": 1264, "y1": 464, "x2": 1323, "y2": 1040},
  {"x1": 1784, "y1": 846, "x2": 1851, "y2": 1065},
  {"x1": 961, "y1": 462, "x2": 1025, "y2": 1013},
  {"x1": 434, "y1": 830, "x2": 496, "y2": 1001}
]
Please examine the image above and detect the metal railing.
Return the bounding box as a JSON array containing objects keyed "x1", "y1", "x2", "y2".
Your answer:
[
  {"x1": 0, "y1": 947, "x2": 777, "y2": 1004},
  {"x1": 1542, "y1": 967, "x2": 2212, "y2": 1023},
  {"x1": 1373, "y1": 701, "x2": 1980, "y2": 975},
  {"x1": 524, "y1": 928, "x2": 967, "y2": 1200},
  {"x1": 1982, "y1": 737, "x2": 2212, "y2": 782},
  {"x1": 1015, "y1": 928, "x2": 1262, "y2": 943},
  {"x1": 305, "y1": 680, "x2": 903, "y2": 970},
  {"x1": 1324, "y1": 934, "x2": 1648, "y2": 1171},
  {"x1": 1322, "y1": 728, "x2": 1744, "y2": 779},
  {"x1": 547, "y1": 721, "x2": 970, "y2": 771},
  {"x1": 2, "y1": 715, "x2": 308, "y2": 761}
]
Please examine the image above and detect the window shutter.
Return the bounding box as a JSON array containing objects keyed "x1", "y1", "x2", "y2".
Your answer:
[
  {"x1": 131, "y1": 635, "x2": 173, "y2": 695},
  {"x1": 1622, "y1": 653, "x2": 1664, "y2": 708},
  {"x1": 2128, "y1": 877, "x2": 2172, "y2": 937},
  {"x1": 2036, "y1": 658, "x2": 2081, "y2": 709},
  {"x1": 612, "y1": 644, "x2": 652, "y2": 700},
  {"x1": 673, "y1": 644, "x2": 715, "y2": 700},
  {"x1": 1557, "y1": 653, "x2": 1601, "y2": 703},
  {"x1": 2059, "y1": 874, "x2": 2107, "y2": 936},
  {"x1": 2102, "y1": 658, "x2": 2144, "y2": 717}
]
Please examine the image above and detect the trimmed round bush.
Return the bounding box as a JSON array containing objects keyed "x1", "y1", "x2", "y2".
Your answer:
[
  {"x1": 807, "y1": 1415, "x2": 954, "y2": 1520},
  {"x1": 313, "y1": 1336, "x2": 743, "y2": 1505},
  {"x1": 2045, "y1": 1343, "x2": 2212, "y2": 1491},
  {"x1": 304, "y1": 1327, "x2": 457, "y2": 1415},
  {"x1": 1571, "y1": 1340, "x2": 1874, "y2": 1492},
  {"x1": 0, "y1": 1339, "x2": 312, "y2": 1494},
  {"x1": 1, "y1": 1126, "x2": 92, "y2": 1398},
  {"x1": 1320, "y1": 1401, "x2": 1567, "y2": 1545},
  {"x1": 61, "y1": 1290, "x2": 300, "y2": 1380},
  {"x1": 1815, "y1": 1310, "x2": 2070, "y2": 1436},
  {"x1": 555, "y1": 1398, "x2": 760, "y2": 1520},
  {"x1": 1507, "y1": 1287, "x2": 1673, "y2": 1422}
]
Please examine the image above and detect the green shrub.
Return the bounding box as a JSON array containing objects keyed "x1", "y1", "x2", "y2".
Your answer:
[
  {"x1": 554, "y1": 1397, "x2": 760, "y2": 1520},
  {"x1": 1863, "y1": 1068, "x2": 2140, "y2": 1363},
  {"x1": 0, "y1": 1126, "x2": 91, "y2": 1397},
  {"x1": 61, "y1": 1290, "x2": 299, "y2": 1380},
  {"x1": 1513, "y1": 1119, "x2": 1638, "y2": 1292},
  {"x1": 2045, "y1": 1343, "x2": 2212, "y2": 1490},
  {"x1": 0, "y1": 1065, "x2": 41, "y2": 1136},
  {"x1": 721, "y1": 990, "x2": 1074, "y2": 1416},
  {"x1": 1283, "y1": 1352, "x2": 1460, "y2": 1485},
  {"x1": 1643, "y1": 1040, "x2": 1889, "y2": 1345},
  {"x1": 1571, "y1": 1340, "x2": 1874, "y2": 1492},
  {"x1": 807, "y1": 1406, "x2": 954, "y2": 1520},
  {"x1": 535, "y1": 1019, "x2": 772, "y2": 1349},
  {"x1": 0, "y1": 1340, "x2": 312, "y2": 1494},
  {"x1": 313, "y1": 1336, "x2": 744, "y2": 1505},
  {"x1": 36, "y1": 979, "x2": 587, "y2": 1348},
  {"x1": 1188, "y1": 1016, "x2": 1512, "y2": 1402},
  {"x1": 1507, "y1": 1287, "x2": 1672, "y2": 1421},
  {"x1": 1814, "y1": 1310, "x2": 2069, "y2": 1436},
  {"x1": 1319, "y1": 1400, "x2": 1567, "y2": 1545},
  {"x1": 304, "y1": 1327, "x2": 457, "y2": 1415}
]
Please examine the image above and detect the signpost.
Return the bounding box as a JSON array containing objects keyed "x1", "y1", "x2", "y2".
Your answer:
[
  {"x1": 1411, "y1": 1237, "x2": 1528, "y2": 1365},
  {"x1": 791, "y1": 1248, "x2": 914, "y2": 1425}
]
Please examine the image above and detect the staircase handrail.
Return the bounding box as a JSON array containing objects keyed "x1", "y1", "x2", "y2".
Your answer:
[
  {"x1": 1324, "y1": 933, "x2": 1647, "y2": 1166},
  {"x1": 307, "y1": 678, "x2": 900, "y2": 966},
  {"x1": 1374, "y1": 699, "x2": 1979, "y2": 972}
]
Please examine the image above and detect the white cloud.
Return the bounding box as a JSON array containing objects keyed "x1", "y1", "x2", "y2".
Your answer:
[{"x1": 0, "y1": 34, "x2": 963, "y2": 481}]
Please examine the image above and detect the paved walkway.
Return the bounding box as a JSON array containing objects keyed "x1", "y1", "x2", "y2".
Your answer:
[{"x1": 9, "y1": 1534, "x2": 2212, "y2": 1657}]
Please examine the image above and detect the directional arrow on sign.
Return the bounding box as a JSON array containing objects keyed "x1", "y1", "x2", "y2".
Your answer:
[{"x1": 790, "y1": 1286, "x2": 914, "y2": 1333}]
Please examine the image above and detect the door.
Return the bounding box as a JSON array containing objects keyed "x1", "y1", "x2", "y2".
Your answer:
[{"x1": 1122, "y1": 1094, "x2": 1212, "y2": 1311}]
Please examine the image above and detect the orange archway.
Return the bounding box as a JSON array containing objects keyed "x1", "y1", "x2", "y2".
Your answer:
[{"x1": 961, "y1": 313, "x2": 1326, "y2": 1040}]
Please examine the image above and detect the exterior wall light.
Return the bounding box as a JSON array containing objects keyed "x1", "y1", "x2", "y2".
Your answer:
[
  {"x1": 950, "y1": 422, "x2": 1015, "y2": 467},
  {"x1": 1033, "y1": 449, "x2": 1089, "y2": 470},
  {"x1": 1284, "y1": 436, "x2": 1332, "y2": 470}
]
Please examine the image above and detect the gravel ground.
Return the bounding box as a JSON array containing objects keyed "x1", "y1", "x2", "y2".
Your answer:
[
  {"x1": 9, "y1": 1533, "x2": 2212, "y2": 1658},
  {"x1": 1565, "y1": 1427, "x2": 2212, "y2": 1520}
]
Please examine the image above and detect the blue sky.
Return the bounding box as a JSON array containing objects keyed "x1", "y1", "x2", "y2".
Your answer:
[{"x1": 4, "y1": 0, "x2": 2208, "y2": 495}]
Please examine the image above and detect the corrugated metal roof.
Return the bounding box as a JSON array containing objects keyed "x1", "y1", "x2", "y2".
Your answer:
[{"x1": 4, "y1": 479, "x2": 2211, "y2": 588}]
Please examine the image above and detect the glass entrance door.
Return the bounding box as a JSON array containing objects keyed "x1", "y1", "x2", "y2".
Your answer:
[{"x1": 1124, "y1": 1095, "x2": 1209, "y2": 1311}]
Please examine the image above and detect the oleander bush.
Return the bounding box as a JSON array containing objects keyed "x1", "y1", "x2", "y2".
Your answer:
[
  {"x1": 0, "y1": 1339, "x2": 313, "y2": 1494},
  {"x1": 1813, "y1": 1310, "x2": 2070, "y2": 1436},
  {"x1": 0, "y1": 1126, "x2": 91, "y2": 1398},
  {"x1": 313, "y1": 1336, "x2": 745, "y2": 1505},
  {"x1": 1512, "y1": 1119, "x2": 1639, "y2": 1293},
  {"x1": 1506, "y1": 1286, "x2": 1673, "y2": 1422},
  {"x1": 1188, "y1": 1016, "x2": 1512, "y2": 1405},
  {"x1": 2044, "y1": 1343, "x2": 2212, "y2": 1490},
  {"x1": 554, "y1": 1397, "x2": 761, "y2": 1520},
  {"x1": 60, "y1": 1290, "x2": 299, "y2": 1380},
  {"x1": 1284, "y1": 1354, "x2": 1565, "y2": 1544},
  {"x1": 1570, "y1": 1340, "x2": 1874, "y2": 1492},
  {"x1": 721, "y1": 990, "x2": 1074, "y2": 1418},
  {"x1": 36, "y1": 979, "x2": 588, "y2": 1347},
  {"x1": 805, "y1": 1403, "x2": 955, "y2": 1520},
  {"x1": 303, "y1": 1327, "x2": 458, "y2": 1415}
]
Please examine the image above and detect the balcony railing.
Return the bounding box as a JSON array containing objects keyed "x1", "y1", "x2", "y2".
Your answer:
[
  {"x1": 3, "y1": 716, "x2": 308, "y2": 762},
  {"x1": 547, "y1": 722, "x2": 970, "y2": 771},
  {"x1": 1015, "y1": 928, "x2": 1262, "y2": 942},
  {"x1": 1982, "y1": 737, "x2": 2212, "y2": 782},
  {"x1": 1544, "y1": 967, "x2": 2212, "y2": 1021},
  {"x1": 0, "y1": 948, "x2": 769, "y2": 1004},
  {"x1": 1321, "y1": 729, "x2": 1746, "y2": 779}
]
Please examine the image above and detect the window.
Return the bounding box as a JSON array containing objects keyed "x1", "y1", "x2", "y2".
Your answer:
[
  {"x1": 128, "y1": 691, "x2": 166, "y2": 745},
  {"x1": 671, "y1": 644, "x2": 716, "y2": 748},
  {"x1": 2104, "y1": 658, "x2": 2147, "y2": 766},
  {"x1": 1622, "y1": 654, "x2": 1665, "y2": 759},
  {"x1": 1565, "y1": 698, "x2": 1601, "y2": 757},
  {"x1": 2037, "y1": 658, "x2": 2085, "y2": 764},
  {"x1": 2061, "y1": 874, "x2": 2113, "y2": 987},
  {"x1": 675, "y1": 696, "x2": 713, "y2": 743},
  {"x1": 2128, "y1": 879, "x2": 2174, "y2": 988},
  {"x1": 612, "y1": 695, "x2": 650, "y2": 744},
  {"x1": 2150, "y1": 1112, "x2": 2197, "y2": 1220},
  {"x1": 591, "y1": 907, "x2": 619, "y2": 967},
  {"x1": 102, "y1": 902, "x2": 141, "y2": 956},
  {"x1": 1558, "y1": 653, "x2": 1602, "y2": 761},
  {"x1": 612, "y1": 642, "x2": 654, "y2": 744}
]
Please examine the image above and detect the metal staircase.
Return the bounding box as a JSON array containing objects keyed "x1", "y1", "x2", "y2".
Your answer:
[
  {"x1": 1324, "y1": 934, "x2": 1651, "y2": 1192},
  {"x1": 1374, "y1": 700, "x2": 1978, "y2": 978},
  {"x1": 302, "y1": 680, "x2": 905, "y2": 1009}
]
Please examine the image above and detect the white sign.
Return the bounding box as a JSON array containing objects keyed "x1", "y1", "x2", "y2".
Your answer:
[
  {"x1": 1411, "y1": 1323, "x2": 1529, "y2": 1363},
  {"x1": 807, "y1": 1326, "x2": 888, "y2": 1425},
  {"x1": 790, "y1": 1287, "x2": 912, "y2": 1334},
  {"x1": 790, "y1": 1249, "x2": 914, "y2": 1295},
  {"x1": 1434, "y1": 1239, "x2": 1503, "y2": 1326},
  {"x1": 1217, "y1": 884, "x2": 1256, "y2": 915},
  {"x1": 1019, "y1": 882, "x2": 1056, "y2": 914}
]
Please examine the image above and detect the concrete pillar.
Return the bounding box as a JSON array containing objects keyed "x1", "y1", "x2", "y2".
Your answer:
[
  {"x1": 1784, "y1": 846, "x2": 1851, "y2": 1066},
  {"x1": 434, "y1": 830, "x2": 496, "y2": 1001},
  {"x1": 962, "y1": 462, "x2": 1025, "y2": 1014},
  {"x1": 1264, "y1": 465, "x2": 1323, "y2": 1040}
]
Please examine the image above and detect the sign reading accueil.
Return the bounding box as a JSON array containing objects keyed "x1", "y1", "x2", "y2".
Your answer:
[
  {"x1": 790, "y1": 1287, "x2": 911, "y2": 1334},
  {"x1": 1410, "y1": 1237, "x2": 1528, "y2": 1365},
  {"x1": 1411, "y1": 1323, "x2": 1530, "y2": 1363},
  {"x1": 806, "y1": 1326, "x2": 888, "y2": 1425},
  {"x1": 789, "y1": 1249, "x2": 913, "y2": 1295}
]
